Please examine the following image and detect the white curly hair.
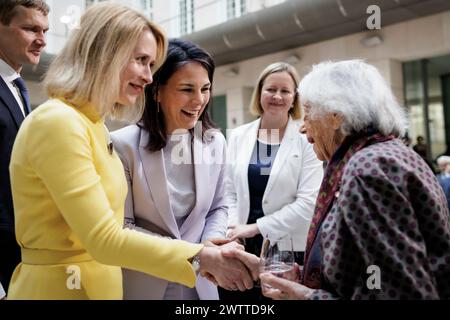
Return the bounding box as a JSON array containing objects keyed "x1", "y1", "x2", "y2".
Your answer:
[{"x1": 298, "y1": 59, "x2": 408, "y2": 137}]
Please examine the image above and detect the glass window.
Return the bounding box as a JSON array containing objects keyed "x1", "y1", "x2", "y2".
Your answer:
[
  {"x1": 404, "y1": 55, "x2": 450, "y2": 162},
  {"x1": 179, "y1": 0, "x2": 194, "y2": 35},
  {"x1": 227, "y1": 0, "x2": 236, "y2": 19},
  {"x1": 240, "y1": 0, "x2": 246, "y2": 15},
  {"x1": 227, "y1": 0, "x2": 247, "y2": 20},
  {"x1": 180, "y1": 0, "x2": 187, "y2": 35}
]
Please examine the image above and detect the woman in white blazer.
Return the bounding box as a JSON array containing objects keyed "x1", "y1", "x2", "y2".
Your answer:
[
  {"x1": 223, "y1": 62, "x2": 323, "y2": 300},
  {"x1": 111, "y1": 39, "x2": 242, "y2": 300}
]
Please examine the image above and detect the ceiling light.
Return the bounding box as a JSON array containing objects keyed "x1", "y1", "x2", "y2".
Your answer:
[
  {"x1": 223, "y1": 67, "x2": 239, "y2": 77},
  {"x1": 284, "y1": 54, "x2": 301, "y2": 65},
  {"x1": 360, "y1": 35, "x2": 383, "y2": 47},
  {"x1": 60, "y1": 15, "x2": 71, "y2": 24}
]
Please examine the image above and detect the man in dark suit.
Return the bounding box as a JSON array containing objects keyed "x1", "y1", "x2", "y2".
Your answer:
[{"x1": 0, "y1": 0, "x2": 49, "y2": 296}]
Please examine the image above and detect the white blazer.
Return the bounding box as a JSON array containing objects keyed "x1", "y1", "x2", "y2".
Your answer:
[
  {"x1": 111, "y1": 125, "x2": 228, "y2": 300},
  {"x1": 226, "y1": 118, "x2": 323, "y2": 251}
]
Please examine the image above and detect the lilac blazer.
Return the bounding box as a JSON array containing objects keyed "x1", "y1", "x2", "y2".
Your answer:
[{"x1": 111, "y1": 125, "x2": 228, "y2": 300}]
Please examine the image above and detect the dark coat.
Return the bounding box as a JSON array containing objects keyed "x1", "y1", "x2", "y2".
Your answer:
[{"x1": 0, "y1": 76, "x2": 25, "y2": 290}]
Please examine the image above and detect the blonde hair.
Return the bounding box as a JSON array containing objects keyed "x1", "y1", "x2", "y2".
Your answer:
[
  {"x1": 249, "y1": 62, "x2": 301, "y2": 120},
  {"x1": 44, "y1": 2, "x2": 167, "y2": 121}
]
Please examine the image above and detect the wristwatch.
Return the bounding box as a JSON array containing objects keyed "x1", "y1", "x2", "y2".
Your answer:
[{"x1": 191, "y1": 254, "x2": 201, "y2": 275}]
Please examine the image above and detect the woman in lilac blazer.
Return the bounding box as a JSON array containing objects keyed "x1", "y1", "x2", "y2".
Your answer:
[{"x1": 111, "y1": 39, "x2": 228, "y2": 300}]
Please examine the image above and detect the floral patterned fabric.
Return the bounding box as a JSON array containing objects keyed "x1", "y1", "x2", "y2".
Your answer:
[{"x1": 308, "y1": 138, "x2": 450, "y2": 299}]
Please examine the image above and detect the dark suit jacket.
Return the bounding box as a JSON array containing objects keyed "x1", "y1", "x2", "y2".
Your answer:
[
  {"x1": 0, "y1": 77, "x2": 25, "y2": 232},
  {"x1": 0, "y1": 76, "x2": 25, "y2": 290}
]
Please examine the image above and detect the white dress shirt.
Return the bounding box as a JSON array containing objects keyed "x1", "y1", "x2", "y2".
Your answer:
[{"x1": 0, "y1": 58, "x2": 27, "y2": 116}]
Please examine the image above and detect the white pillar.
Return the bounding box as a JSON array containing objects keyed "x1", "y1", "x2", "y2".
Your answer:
[
  {"x1": 368, "y1": 59, "x2": 405, "y2": 107},
  {"x1": 226, "y1": 86, "x2": 256, "y2": 133}
]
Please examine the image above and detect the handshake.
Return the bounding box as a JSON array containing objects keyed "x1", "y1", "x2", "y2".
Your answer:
[{"x1": 194, "y1": 239, "x2": 260, "y2": 292}]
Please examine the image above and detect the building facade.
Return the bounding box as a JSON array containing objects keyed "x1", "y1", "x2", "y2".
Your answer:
[{"x1": 23, "y1": 0, "x2": 450, "y2": 161}]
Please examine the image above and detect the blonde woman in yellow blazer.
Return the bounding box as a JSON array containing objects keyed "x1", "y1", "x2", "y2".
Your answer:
[{"x1": 7, "y1": 3, "x2": 257, "y2": 300}]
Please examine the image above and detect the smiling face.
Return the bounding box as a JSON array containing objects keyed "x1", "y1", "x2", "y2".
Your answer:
[
  {"x1": 158, "y1": 62, "x2": 211, "y2": 134},
  {"x1": 0, "y1": 6, "x2": 49, "y2": 72},
  {"x1": 260, "y1": 71, "x2": 296, "y2": 119},
  {"x1": 118, "y1": 30, "x2": 157, "y2": 106},
  {"x1": 300, "y1": 103, "x2": 344, "y2": 162}
]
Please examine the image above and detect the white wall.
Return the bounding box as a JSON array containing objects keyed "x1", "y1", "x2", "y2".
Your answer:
[{"x1": 44, "y1": 0, "x2": 85, "y2": 55}]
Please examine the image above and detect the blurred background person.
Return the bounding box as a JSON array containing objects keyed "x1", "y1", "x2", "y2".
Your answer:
[
  {"x1": 413, "y1": 135, "x2": 428, "y2": 159},
  {"x1": 261, "y1": 60, "x2": 450, "y2": 300},
  {"x1": 111, "y1": 39, "x2": 230, "y2": 300},
  {"x1": 436, "y1": 155, "x2": 450, "y2": 209},
  {"x1": 224, "y1": 62, "x2": 323, "y2": 300},
  {"x1": 413, "y1": 135, "x2": 435, "y2": 173},
  {"x1": 0, "y1": 0, "x2": 49, "y2": 296},
  {"x1": 7, "y1": 3, "x2": 257, "y2": 300}
]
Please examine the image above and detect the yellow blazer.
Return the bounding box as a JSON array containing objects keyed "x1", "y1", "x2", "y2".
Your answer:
[{"x1": 7, "y1": 99, "x2": 202, "y2": 300}]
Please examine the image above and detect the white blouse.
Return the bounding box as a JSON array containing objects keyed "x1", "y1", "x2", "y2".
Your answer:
[{"x1": 163, "y1": 132, "x2": 196, "y2": 229}]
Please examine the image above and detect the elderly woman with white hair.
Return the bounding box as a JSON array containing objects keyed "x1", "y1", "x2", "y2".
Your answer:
[{"x1": 260, "y1": 60, "x2": 450, "y2": 300}]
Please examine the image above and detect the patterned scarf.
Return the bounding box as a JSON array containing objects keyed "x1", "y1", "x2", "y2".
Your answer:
[{"x1": 302, "y1": 129, "x2": 395, "y2": 289}]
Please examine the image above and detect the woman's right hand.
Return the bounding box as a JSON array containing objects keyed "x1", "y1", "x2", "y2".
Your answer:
[{"x1": 197, "y1": 245, "x2": 256, "y2": 291}]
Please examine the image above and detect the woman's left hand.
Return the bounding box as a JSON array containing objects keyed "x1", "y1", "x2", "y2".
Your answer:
[
  {"x1": 260, "y1": 273, "x2": 314, "y2": 300},
  {"x1": 227, "y1": 224, "x2": 259, "y2": 241}
]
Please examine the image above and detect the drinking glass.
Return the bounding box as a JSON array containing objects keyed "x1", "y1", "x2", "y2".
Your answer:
[{"x1": 259, "y1": 234, "x2": 298, "y2": 294}]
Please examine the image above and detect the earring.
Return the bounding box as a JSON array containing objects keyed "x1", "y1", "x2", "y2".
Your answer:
[{"x1": 157, "y1": 102, "x2": 160, "y2": 113}]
